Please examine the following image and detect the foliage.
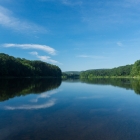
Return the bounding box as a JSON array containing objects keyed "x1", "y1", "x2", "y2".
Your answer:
[
  {"x1": 62, "y1": 72, "x2": 80, "y2": 79},
  {"x1": 131, "y1": 60, "x2": 140, "y2": 77},
  {"x1": 63, "y1": 71, "x2": 81, "y2": 75},
  {"x1": 80, "y1": 65, "x2": 133, "y2": 78},
  {"x1": 0, "y1": 53, "x2": 62, "y2": 77}
]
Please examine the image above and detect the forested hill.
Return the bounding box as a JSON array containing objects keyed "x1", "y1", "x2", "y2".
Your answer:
[
  {"x1": 0, "y1": 53, "x2": 62, "y2": 77},
  {"x1": 80, "y1": 64, "x2": 134, "y2": 78},
  {"x1": 63, "y1": 71, "x2": 81, "y2": 75}
]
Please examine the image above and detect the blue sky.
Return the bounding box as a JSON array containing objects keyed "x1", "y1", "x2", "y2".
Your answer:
[{"x1": 0, "y1": 0, "x2": 140, "y2": 71}]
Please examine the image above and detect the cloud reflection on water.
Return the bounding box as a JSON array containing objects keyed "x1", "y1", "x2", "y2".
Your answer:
[
  {"x1": 3, "y1": 88, "x2": 62, "y2": 110},
  {"x1": 30, "y1": 90, "x2": 58, "y2": 103},
  {"x1": 4, "y1": 99, "x2": 56, "y2": 110}
]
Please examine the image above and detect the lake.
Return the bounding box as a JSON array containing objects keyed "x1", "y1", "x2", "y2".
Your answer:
[{"x1": 0, "y1": 78, "x2": 140, "y2": 140}]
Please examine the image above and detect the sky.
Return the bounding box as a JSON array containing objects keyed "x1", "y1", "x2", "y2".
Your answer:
[{"x1": 0, "y1": 0, "x2": 140, "y2": 71}]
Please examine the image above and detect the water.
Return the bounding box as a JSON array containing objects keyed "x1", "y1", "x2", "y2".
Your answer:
[{"x1": 0, "y1": 78, "x2": 140, "y2": 140}]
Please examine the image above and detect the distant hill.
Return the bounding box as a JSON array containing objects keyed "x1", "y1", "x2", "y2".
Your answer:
[
  {"x1": 63, "y1": 71, "x2": 81, "y2": 75},
  {"x1": 62, "y1": 71, "x2": 81, "y2": 79}
]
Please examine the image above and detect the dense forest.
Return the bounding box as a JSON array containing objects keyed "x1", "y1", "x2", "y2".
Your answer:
[
  {"x1": 80, "y1": 60, "x2": 140, "y2": 78},
  {"x1": 62, "y1": 72, "x2": 80, "y2": 79},
  {"x1": 63, "y1": 71, "x2": 81, "y2": 75},
  {"x1": 0, "y1": 53, "x2": 62, "y2": 77},
  {"x1": 80, "y1": 64, "x2": 133, "y2": 78},
  {"x1": 63, "y1": 60, "x2": 140, "y2": 79},
  {"x1": 63, "y1": 64, "x2": 136, "y2": 79}
]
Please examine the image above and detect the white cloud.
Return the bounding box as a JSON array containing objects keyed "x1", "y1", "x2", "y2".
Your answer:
[
  {"x1": 4, "y1": 99, "x2": 56, "y2": 110},
  {"x1": 117, "y1": 42, "x2": 123, "y2": 47},
  {"x1": 3, "y1": 43, "x2": 56, "y2": 55},
  {"x1": 30, "y1": 51, "x2": 51, "y2": 61},
  {"x1": 61, "y1": 0, "x2": 82, "y2": 6},
  {"x1": 125, "y1": 0, "x2": 140, "y2": 5},
  {"x1": 0, "y1": 6, "x2": 46, "y2": 33},
  {"x1": 77, "y1": 55, "x2": 107, "y2": 59},
  {"x1": 41, "y1": 0, "x2": 82, "y2": 6},
  {"x1": 80, "y1": 0, "x2": 140, "y2": 31},
  {"x1": 30, "y1": 51, "x2": 61, "y2": 64}
]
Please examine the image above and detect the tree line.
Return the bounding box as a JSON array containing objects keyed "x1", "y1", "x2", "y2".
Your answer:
[
  {"x1": 80, "y1": 64, "x2": 133, "y2": 78},
  {"x1": 0, "y1": 53, "x2": 62, "y2": 77},
  {"x1": 62, "y1": 72, "x2": 80, "y2": 79},
  {"x1": 80, "y1": 60, "x2": 140, "y2": 78},
  {"x1": 63, "y1": 61, "x2": 140, "y2": 79}
]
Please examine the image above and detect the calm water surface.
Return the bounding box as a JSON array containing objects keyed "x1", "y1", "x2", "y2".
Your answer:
[{"x1": 0, "y1": 78, "x2": 140, "y2": 140}]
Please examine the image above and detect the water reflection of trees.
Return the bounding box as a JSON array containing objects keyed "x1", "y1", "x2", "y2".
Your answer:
[
  {"x1": 131, "y1": 79, "x2": 140, "y2": 95},
  {"x1": 81, "y1": 78, "x2": 140, "y2": 95},
  {"x1": 0, "y1": 78, "x2": 61, "y2": 101}
]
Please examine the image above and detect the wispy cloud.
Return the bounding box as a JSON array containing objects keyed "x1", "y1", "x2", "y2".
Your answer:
[
  {"x1": 124, "y1": 0, "x2": 140, "y2": 5},
  {"x1": 77, "y1": 55, "x2": 107, "y2": 59},
  {"x1": 4, "y1": 99, "x2": 56, "y2": 110},
  {"x1": 61, "y1": 0, "x2": 82, "y2": 6},
  {"x1": 117, "y1": 42, "x2": 123, "y2": 47},
  {"x1": 41, "y1": 0, "x2": 82, "y2": 6},
  {"x1": 30, "y1": 51, "x2": 60, "y2": 64},
  {"x1": 3, "y1": 43, "x2": 56, "y2": 55},
  {"x1": 0, "y1": 6, "x2": 46, "y2": 33},
  {"x1": 80, "y1": 0, "x2": 140, "y2": 31}
]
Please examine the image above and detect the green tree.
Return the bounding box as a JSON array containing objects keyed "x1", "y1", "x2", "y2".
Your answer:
[{"x1": 131, "y1": 60, "x2": 140, "y2": 77}]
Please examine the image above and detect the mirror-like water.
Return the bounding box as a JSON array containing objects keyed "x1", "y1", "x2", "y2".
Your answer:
[{"x1": 0, "y1": 78, "x2": 140, "y2": 140}]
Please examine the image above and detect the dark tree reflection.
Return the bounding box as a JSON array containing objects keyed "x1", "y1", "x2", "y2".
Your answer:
[
  {"x1": 0, "y1": 78, "x2": 62, "y2": 101},
  {"x1": 80, "y1": 78, "x2": 140, "y2": 95}
]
